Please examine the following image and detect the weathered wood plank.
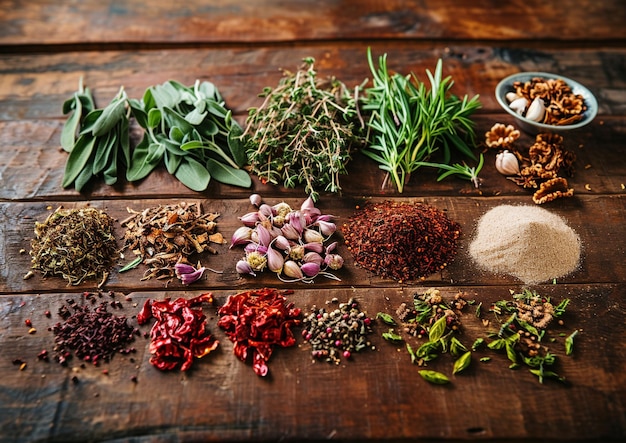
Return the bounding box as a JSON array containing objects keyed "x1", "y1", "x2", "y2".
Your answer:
[
  {"x1": 1, "y1": 115, "x2": 624, "y2": 201},
  {"x1": 1, "y1": 284, "x2": 624, "y2": 442},
  {"x1": 1, "y1": 195, "x2": 624, "y2": 295},
  {"x1": 1, "y1": 0, "x2": 626, "y2": 46},
  {"x1": 1, "y1": 45, "x2": 624, "y2": 122}
]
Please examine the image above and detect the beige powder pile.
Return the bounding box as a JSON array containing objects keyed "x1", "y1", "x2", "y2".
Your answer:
[{"x1": 469, "y1": 205, "x2": 581, "y2": 284}]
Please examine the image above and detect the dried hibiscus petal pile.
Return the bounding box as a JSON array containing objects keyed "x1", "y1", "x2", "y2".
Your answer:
[
  {"x1": 217, "y1": 288, "x2": 301, "y2": 377},
  {"x1": 137, "y1": 293, "x2": 218, "y2": 371}
]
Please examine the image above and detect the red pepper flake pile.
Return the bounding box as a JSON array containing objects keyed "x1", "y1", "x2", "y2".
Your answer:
[
  {"x1": 343, "y1": 201, "x2": 461, "y2": 282},
  {"x1": 52, "y1": 300, "x2": 138, "y2": 366},
  {"x1": 137, "y1": 293, "x2": 218, "y2": 371},
  {"x1": 217, "y1": 288, "x2": 301, "y2": 377}
]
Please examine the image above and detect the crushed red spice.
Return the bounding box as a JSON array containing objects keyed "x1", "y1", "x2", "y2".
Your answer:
[
  {"x1": 217, "y1": 288, "x2": 301, "y2": 377},
  {"x1": 137, "y1": 293, "x2": 218, "y2": 371},
  {"x1": 343, "y1": 201, "x2": 461, "y2": 281},
  {"x1": 52, "y1": 301, "x2": 138, "y2": 366}
]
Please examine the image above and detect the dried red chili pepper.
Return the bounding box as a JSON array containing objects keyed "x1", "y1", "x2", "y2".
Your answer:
[
  {"x1": 137, "y1": 293, "x2": 218, "y2": 371},
  {"x1": 217, "y1": 288, "x2": 301, "y2": 377}
]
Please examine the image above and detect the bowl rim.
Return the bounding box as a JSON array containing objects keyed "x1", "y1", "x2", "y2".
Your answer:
[{"x1": 495, "y1": 71, "x2": 598, "y2": 130}]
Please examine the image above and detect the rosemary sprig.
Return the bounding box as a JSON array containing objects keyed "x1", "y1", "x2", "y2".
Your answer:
[
  {"x1": 242, "y1": 57, "x2": 365, "y2": 201},
  {"x1": 362, "y1": 48, "x2": 481, "y2": 193}
]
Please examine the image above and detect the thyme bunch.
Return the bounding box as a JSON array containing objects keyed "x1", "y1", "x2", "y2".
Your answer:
[
  {"x1": 243, "y1": 57, "x2": 365, "y2": 201},
  {"x1": 362, "y1": 48, "x2": 481, "y2": 192}
]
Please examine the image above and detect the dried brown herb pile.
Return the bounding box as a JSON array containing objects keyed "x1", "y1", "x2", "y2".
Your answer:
[
  {"x1": 343, "y1": 201, "x2": 461, "y2": 282},
  {"x1": 30, "y1": 207, "x2": 118, "y2": 286},
  {"x1": 121, "y1": 202, "x2": 224, "y2": 281}
]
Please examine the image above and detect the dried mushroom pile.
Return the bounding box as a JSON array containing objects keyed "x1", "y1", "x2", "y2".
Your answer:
[{"x1": 121, "y1": 202, "x2": 224, "y2": 282}]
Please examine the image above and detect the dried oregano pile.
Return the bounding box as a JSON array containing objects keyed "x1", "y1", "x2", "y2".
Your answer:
[{"x1": 29, "y1": 207, "x2": 118, "y2": 286}]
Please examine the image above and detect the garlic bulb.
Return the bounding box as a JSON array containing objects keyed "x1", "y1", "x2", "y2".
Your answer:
[
  {"x1": 495, "y1": 150, "x2": 520, "y2": 176},
  {"x1": 525, "y1": 97, "x2": 546, "y2": 122}
]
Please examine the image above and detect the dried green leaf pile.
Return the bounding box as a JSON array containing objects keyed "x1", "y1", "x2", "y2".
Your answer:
[
  {"x1": 30, "y1": 207, "x2": 118, "y2": 286},
  {"x1": 243, "y1": 57, "x2": 365, "y2": 201}
]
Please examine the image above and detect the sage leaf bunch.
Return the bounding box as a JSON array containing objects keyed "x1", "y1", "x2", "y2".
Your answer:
[
  {"x1": 62, "y1": 86, "x2": 130, "y2": 191},
  {"x1": 362, "y1": 48, "x2": 481, "y2": 193},
  {"x1": 60, "y1": 79, "x2": 250, "y2": 192},
  {"x1": 127, "y1": 80, "x2": 250, "y2": 191}
]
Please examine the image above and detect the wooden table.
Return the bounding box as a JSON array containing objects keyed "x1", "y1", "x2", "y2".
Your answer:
[{"x1": 1, "y1": 1, "x2": 625, "y2": 442}]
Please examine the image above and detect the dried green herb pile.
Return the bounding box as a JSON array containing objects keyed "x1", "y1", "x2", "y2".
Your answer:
[
  {"x1": 484, "y1": 289, "x2": 575, "y2": 384},
  {"x1": 378, "y1": 289, "x2": 473, "y2": 385},
  {"x1": 121, "y1": 202, "x2": 224, "y2": 282},
  {"x1": 29, "y1": 207, "x2": 118, "y2": 286},
  {"x1": 362, "y1": 49, "x2": 482, "y2": 192},
  {"x1": 343, "y1": 201, "x2": 461, "y2": 282},
  {"x1": 61, "y1": 79, "x2": 249, "y2": 192},
  {"x1": 243, "y1": 57, "x2": 365, "y2": 201}
]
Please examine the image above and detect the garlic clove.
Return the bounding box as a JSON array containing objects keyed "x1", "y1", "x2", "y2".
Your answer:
[
  {"x1": 525, "y1": 97, "x2": 546, "y2": 122},
  {"x1": 495, "y1": 150, "x2": 520, "y2": 176},
  {"x1": 505, "y1": 92, "x2": 520, "y2": 103},
  {"x1": 509, "y1": 97, "x2": 529, "y2": 115}
]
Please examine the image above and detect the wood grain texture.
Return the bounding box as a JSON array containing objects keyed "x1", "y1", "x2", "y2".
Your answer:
[
  {"x1": 1, "y1": 285, "x2": 624, "y2": 442},
  {"x1": 1, "y1": 45, "x2": 625, "y2": 121},
  {"x1": 1, "y1": 194, "x2": 624, "y2": 292},
  {"x1": 1, "y1": 0, "x2": 625, "y2": 441},
  {"x1": 1, "y1": 0, "x2": 626, "y2": 46}
]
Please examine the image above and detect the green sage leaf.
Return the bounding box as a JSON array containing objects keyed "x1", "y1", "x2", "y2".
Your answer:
[
  {"x1": 128, "y1": 98, "x2": 148, "y2": 129},
  {"x1": 126, "y1": 137, "x2": 163, "y2": 182},
  {"x1": 453, "y1": 351, "x2": 472, "y2": 374},
  {"x1": 79, "y1": 109, "x2": 104, "y2": 135},
  {"x1": 418, "y1": 370, "x2": 450, "y2": 385},
  {"x1": 91, "y1": 91, "x2": 127, "y2": 137},
  {"x1": 147, "y1": 108, "x2": 162, "y2": 129},
  {"x1": 205, "y1": 158, "x2": 251, "y2": 188},
  {"x1": 227, "y1": 122, "x2": 247, "y2": 167},
  {"x1": 164, "y1": 151, "x2": 183, "y2": 175},
  {"x1": 103, "y1": 138, "x2": 118, "y2": 185},
  {"x1": 60, "y1": 92, "x2": 82, "y2": 152},
  {"x1": 376, "y1": 312, "x2": 397, "y2": 326},
  {"x1": 74, "y1": 154, "x2": 95, "y2": 192},
  {"x1": 174, "y1": 156, "x2": 211, "y2": 191},
  {"x1": 92, "y1": 131, "x2": 114, "y2": 175},
  {"x1": 62, "y1": 135, "x2": 97, "y2": 188}
]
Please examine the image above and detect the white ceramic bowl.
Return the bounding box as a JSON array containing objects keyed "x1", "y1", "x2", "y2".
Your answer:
[{"x1": 495, "y1": 72, "x2": 598, "y2": 134}]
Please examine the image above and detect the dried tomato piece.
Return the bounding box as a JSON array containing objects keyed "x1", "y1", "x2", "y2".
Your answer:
[
  {"x1": 217, "y1": 288, "x2": 301, "y2": 377},
  {"x1": 137, "y1": 293, "x2": 218, "y2": 371}
]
